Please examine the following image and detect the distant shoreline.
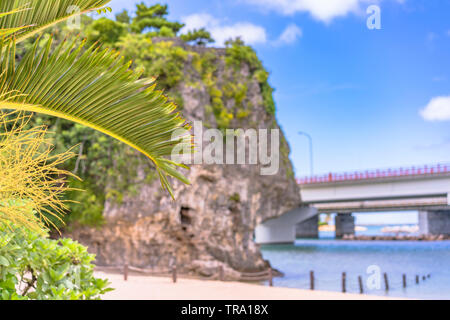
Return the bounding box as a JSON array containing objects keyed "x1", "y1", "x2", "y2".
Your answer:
[
  {"x1": 318, "y1": 224, "x2": 449, "y2": 241},
  {"x1": 319, "y1": 225, "x2": 371, "y2": 232},
  {"x1": 341, "y1": 234, "x2": 450, "y2": 241}
]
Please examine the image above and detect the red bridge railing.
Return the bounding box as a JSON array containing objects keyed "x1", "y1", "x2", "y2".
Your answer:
[{"x1": 297, "y1": 163, "x2": 450, "y2": 185}]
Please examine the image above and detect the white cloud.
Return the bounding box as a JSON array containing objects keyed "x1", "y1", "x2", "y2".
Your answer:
[
  {"x1": 420, "y1": 96, "x2": 450, "y2": 122},
  {"x1": 181, "y1": 14, "x2": 267, "y2": 46},
  {"x1": 427, "y1": 32, "x2": 438, "y2": 42},
  {"x1": 432, "y1": 76, "x2": 447, "y2": 82},
  {"x1": 212, "y1": 23, "x2": 267, "y2": 46},
  {"x1": 276, "y1": 24, "x2": 303, "y2": 45},
  {"x1": 243, "y1": 0, "x2": 403, "y2": 23},
  {"x1": 244, "y1": 0, "x2": 361, "y2": 22},
  {"x1": 181, "y1": 13, "x2": 218, "y2": 31}
]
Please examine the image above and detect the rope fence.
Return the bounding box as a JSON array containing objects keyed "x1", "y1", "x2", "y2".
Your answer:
[
  {"x1": 307, "y1": 270, "x2": 432, "y2": 294},
  {"x1": 96, "y1": 263, "x2": 432, "y2": 295},
  {"x1": 95, "y1": 262, "x2": 279, "y2": 285}
]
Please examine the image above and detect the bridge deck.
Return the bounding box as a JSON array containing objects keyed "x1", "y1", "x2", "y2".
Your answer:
[
  {"x1": 312, "y1": 197, "x2": 448, "y2": 213},
  {"x1": 297, "y1": 163, "x2": 450, "y2": 213},
  {"x1": 297, "y1": 163, "x2": 450, "y2": 186}
]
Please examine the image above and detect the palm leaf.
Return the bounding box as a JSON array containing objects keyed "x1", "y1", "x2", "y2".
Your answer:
[
  {"x1": 0, "y1": 38, "x2": 193, "y2": 198},
  {"x1": 0, "y1": 6, "x2": 31, "y2": 40},
  {"x1": 0, "y1": 5, "x2": 30, "y2": 19},
  {"x1": 0, "y1": 0, "x2": 111, "y2": 43}
]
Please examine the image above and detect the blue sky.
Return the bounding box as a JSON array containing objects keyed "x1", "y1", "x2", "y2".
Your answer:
[{"x1": 105, "y1": 1, "x2": 449, "y2": 224}]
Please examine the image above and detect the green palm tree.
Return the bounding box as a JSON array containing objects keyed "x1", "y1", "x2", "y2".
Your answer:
[{"x1": 0, "y1": 0, "x2": 193, "y2": 198}]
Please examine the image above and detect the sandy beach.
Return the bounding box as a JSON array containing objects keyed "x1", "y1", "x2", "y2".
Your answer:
[{"x1": 96, "y1": 272, "x2": 395, "y2": 300}]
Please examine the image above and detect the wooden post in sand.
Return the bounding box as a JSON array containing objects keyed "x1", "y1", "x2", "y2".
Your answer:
[
  {"x1": 219, "y1": 266, "x2": 224, "y2": 281},
  {"x1": 268, "y1": 269, "x2": 273, "y2": 287},
  {"x1": 416, "y1": 275, "x2": 419, "y2": 284},
  {"x1": 384, "y1": 273, "x2": 389, "y2": 291},
  {"x1": 171, "y1": 256, "x2": 177, "y2": 283},
  {"x1": 123, "y1": 263, "x2": 128, "y2": 281},
  {"x1": 310, "y1": 271, "x2": 314, "y2": 290},
  {"x1": 172, "y1": 264, "x2": 177, "y2": 283},
  {"x1": 402, "y1": 274, "x2": 407, "y2": 288},
  {"x1": 342, "y1": 272, "x2": 346, "y2": 293},
  {"x1": 358, "y1": 276, "x2": 363, "y2": 294}
]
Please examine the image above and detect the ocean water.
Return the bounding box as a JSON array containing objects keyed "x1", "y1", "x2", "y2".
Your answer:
[{"x1": 260, "y1": 228, "x2": 450, "y2": 300}]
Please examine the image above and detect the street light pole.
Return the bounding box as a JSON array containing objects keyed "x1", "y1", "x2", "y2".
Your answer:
[{"x1": 298, "y1": 131, "x2": 314, "y2": 176}]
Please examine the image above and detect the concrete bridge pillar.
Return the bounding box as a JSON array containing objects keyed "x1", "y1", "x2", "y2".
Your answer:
[
  {"x1": 419, "y1": 210, "x2": 450, "y2": 236},
  {"x1": 335, "y1": 213, "x2": 355, "y2": 238},
  {"x1": 296, "y1": 215, "x2": 319, "y2": 238},
  {"x1": 255, "y1": 207, "x2": 317, "y2": 244}
]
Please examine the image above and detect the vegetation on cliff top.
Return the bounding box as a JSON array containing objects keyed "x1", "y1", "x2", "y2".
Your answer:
[{"x1": 23, "y1": 3, "x2": 280, "y2": 228}]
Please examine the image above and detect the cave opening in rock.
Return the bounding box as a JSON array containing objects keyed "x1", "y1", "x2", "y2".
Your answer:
[{"x1": 180, "y1": 206, "x2": 192, "y2": 227}]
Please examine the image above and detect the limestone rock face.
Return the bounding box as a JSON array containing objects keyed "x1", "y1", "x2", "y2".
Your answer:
[{"x1": 67, "y1": 40, "x2": 300, "y2": 276}]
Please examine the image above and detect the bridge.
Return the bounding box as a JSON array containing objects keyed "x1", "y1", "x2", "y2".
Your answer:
[{"x1": 255, "y1": 163, "x2": 450, "y2": 244}]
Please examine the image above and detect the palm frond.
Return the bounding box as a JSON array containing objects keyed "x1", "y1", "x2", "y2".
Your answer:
[
  {"x1": 0, "y1": 5, "x2": 31, "y2": 41},
  {"x1": 0, "y1": 0, "x2": 111, "y2": 43},
  {"x1": 0, "y1": 5, "x2": 29, "y2": 19},
  {"x1": 0, "y1": 37, "x2": 193, "y2": 198}
]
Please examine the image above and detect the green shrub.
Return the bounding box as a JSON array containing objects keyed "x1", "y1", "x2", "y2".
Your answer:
[
  {"x1": 131, "y1": 3, "x2": 184, "y2": 34},
  {"x1": 254, "y1": 69, "x2": 269, "y2": 83},
  {"x1": 180, "y1": 28, "x2": 214, "y2": 46},
  {"x1": 234, "y1": 83, "x2": 248, "y2": 107},
  {"x1": 225, "y1": 39, "x2": 276, "y2": 115},
  {"x1": 209, "y1": 86, "x2": 223, "y2": 98},
  {"x1": 159, "y1": 26, "x2": 175, "y2": 37},
  {"x1": 229, "y1": 193, "x2": 241, "y2": 203},
  {"x1": 115, "y1": 9, "x2": 131, "y2": 24},
  {"x1": 236, "y1": 109, "x2": 250, "y2": 119},
  {"x1": 85, "y1": 17, "x2": 128, "y2": 46},
  {"x1": 225, "y1": 38, "x2": 262, "y2": 71},
  {"x1": 0, "y1": 223, "x2": 112, "y2": 300},
  {"x1": 261, "y1": 82, "x2": 276, "y2": 115},
  {"x1": 117, "y1": 37, "x2": 189, "y2": 90}
]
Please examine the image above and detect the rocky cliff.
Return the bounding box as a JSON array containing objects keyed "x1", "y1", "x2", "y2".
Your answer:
[{"x1": 66, "y1": 38, "x2": 300, "y2": 277}]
